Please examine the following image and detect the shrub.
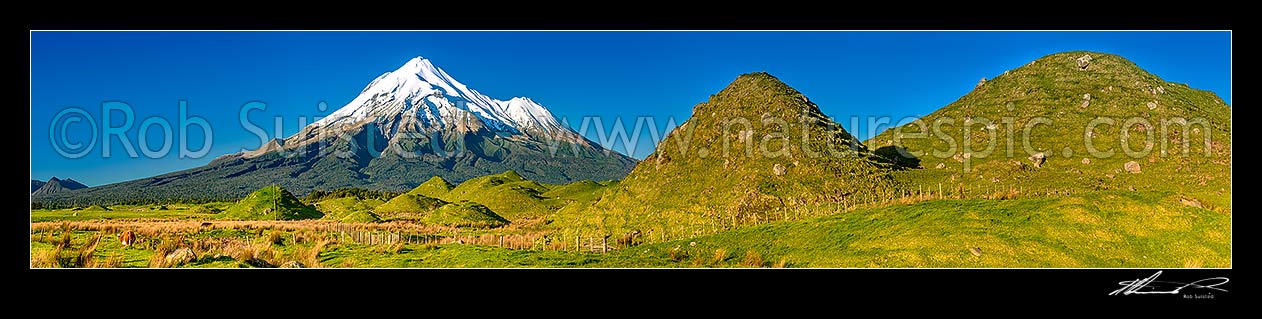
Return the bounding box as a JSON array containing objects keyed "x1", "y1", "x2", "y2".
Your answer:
[{"x1": 742, "y1": 250, "x2": 764, "y2": 267}]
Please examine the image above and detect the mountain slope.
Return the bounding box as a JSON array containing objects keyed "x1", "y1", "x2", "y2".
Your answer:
[
  {"x1": 866, "y1": 51, "x2": 1231, "y2": 211},
  {"x1": 552, "y1": 72, "x2": 900, "y2": 238},
  {"x1": 35, "y1": 56, "x2": 638, "y2": 206},
  {"x1": 31, "y1": 177, "x2": 88, "y2": 196},
  {"x1": 31, "y1": 180, "x2": 45, "y2": 193}
]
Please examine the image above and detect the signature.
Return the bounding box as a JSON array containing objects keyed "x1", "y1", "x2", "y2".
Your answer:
[{"x1": 1109, "y1": 271, "x2": 1229, "y2": 296}]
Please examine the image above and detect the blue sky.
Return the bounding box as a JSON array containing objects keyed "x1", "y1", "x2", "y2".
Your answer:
[{"x1": 30, "y1": 31, "x2": 1232, "y2": 186}]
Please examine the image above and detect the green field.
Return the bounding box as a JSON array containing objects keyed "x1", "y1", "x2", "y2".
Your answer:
[{"x1": 30, "y1": 188, "x2": 1230, "y2": 268}]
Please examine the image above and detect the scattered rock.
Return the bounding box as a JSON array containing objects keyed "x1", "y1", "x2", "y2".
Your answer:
[
  {"x1": 1105, "y1": 174, "x2": 1115, "y2": 179},
  {"x1": 1076, "y1": 54, "x2": 1093, "y2": 70},
  {"x1": 1192, "y1": 128, "x2": 1201, "y2": 134},
  {"x1": 976, "y1": 78, "x2": 987, "y2": 88},
  {"x1": 953, "y1": 153, "x2": 964, "y2": 162},
  {"x1": 280, "y1": 261, "x2": 306, "y2": 268},
  {"x1": 773, "y1": 163, "x2": 787, "y2": 176},
  {"x1": 1180, "y1": 197, "x2": 1203, "y2": 209},
  {"x1": 246, "y1": 258, "x2": 275, "y2": 268},
  {"x1": 936, "y1": 163, "x2": 946, "y2": 169},
  {"x1": 164, "y1": 248, "x2": 197, "y2": 266},
  {"x1": 1156, "y1": 86, "x2": 1165, "y2": 94},
  {"x1": 1081, "y1": 158, "x2": 1091, "y2": 165},
  {"x1": 792, "y1": 160, "x2": 800, "y2": 167},
  {"x1": 1146, "y1": 101, "x2": 1158, "y2": 110},
  {"x1": 1129, "y1": 186, "x2": 1136, "y2": 191},
  {"x1": 738, "y1": 129, "x2": 754, "y2": 143},
  {"x1": 1081, "y1": 93, "x2": 1091, "y2": 108},
  {"x1": 1124, "y1": 161, "x2": 1142, "y2": 174},
  {"x1": 969, "y1": 247, "x2": 983, "y2": 256},
  {"x1": 1028, "y1": 152, "x2": 1047, "y2": 168},
  {"x1": 985, "y1": 123, "x2": 998, "y2": 130},
  {"x1": 963, "y1": 153, "x2": 972, "y2": 160},
  {"x1": 689, "y1": 241, "x2": 697, "y2": 247}
]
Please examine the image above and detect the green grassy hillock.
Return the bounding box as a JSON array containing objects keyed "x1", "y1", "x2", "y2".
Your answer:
[
  {"x1": 373, "y1": 193, "x2": 448, "y2": 221},
  {"x1": 220, "y1": 185, "x2": 322, "y2": 220},
  {"x1": 552, "y1": 72, "x2": 901, "y2": 238},
  {"x1": 866, "y1": 51, "x2": 1231, "y2": 212},
  {"x1": 315, "y1": 197, "x2": 383, "y2": 223}
]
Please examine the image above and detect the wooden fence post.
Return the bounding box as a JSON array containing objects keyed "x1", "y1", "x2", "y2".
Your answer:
[{"x1": 602, "y1": 236, "x2": 608, "y2": 254}]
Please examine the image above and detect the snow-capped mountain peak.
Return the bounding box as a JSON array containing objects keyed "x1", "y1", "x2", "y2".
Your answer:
[{"x1": 311, "y1": 56, "x2": 577, "y2": 142}]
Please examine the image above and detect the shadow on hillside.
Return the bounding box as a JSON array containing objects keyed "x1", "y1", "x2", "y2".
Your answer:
[{"x1": 872, "y1": 145, "x2": 921, "y2": 170}]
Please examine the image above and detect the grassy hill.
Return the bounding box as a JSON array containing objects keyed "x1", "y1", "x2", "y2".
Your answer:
[
  {"x1": 551, "y1": 72, "x2": 901, "y2": 239},
  {"x1": 220, "y1": 185, "x2": 323, "y2": 220},
  {"x1": 373, "y1": 194, "x2": 448, "y2": 221},
  {"x1": 314, "y1": 197, "x2": 383, "y2": 223},
  {"x1": 422, "y1": 202, "x2": 510, "y2": 228},
  {"x1": 437, "y1": 170, "x2": 563, "y2": 220},
  {"x1": 866, "y1": 51, "x2": 1231, "y2": 212},
  {"x1": 410, "y1": 176, "x2": 454, "y2": 198}
]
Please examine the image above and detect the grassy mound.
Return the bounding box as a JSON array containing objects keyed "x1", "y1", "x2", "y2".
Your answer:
[
  {"x1": 423, "y1": 202, "x2": 510, "y2": 228},
  {"x1": 409, "y1": 176, "x2": 454, "y2": 198},
  {"x1": 439, "y1": 170, "x2": 561, "y2": 220},
  {"x1": 314, "y1": 197, "x2": 383, "y2": 223},
  {"x1": 374, "y1": 194, "x2": 448, "y2": 221},
  {"x1": 553, "y1": 72, "x2": 899, "y2": 238},
  {"x1": 220, "y1": 185, "x2": 323, "y2": 220},
  {"x1": 866, "y1": 51, "x2": 1231, "y2": 212}
]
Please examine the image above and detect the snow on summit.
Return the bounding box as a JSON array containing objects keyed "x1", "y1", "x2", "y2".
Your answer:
[{"x1": 312, "y1": 56, "x2": 574, "y2": 141}]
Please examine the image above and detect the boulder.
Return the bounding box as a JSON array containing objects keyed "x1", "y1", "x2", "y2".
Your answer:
[
  {"x1": 1147, "y1": 101, "x2": 1158, "y2": 110},
  {"x1": 1180, "y1": 197, "x2": 1203, "y2": 209},
  {"x1": 935, "y1": 163, "x2": 946, "y2": 169},
  {"x1": 773, "y1": 163, "x2": 786, "y2": 176},
  {"x1": 280, "y1": 261, "x2": 306, "y2": 268},
  {"x1": 1081, "y1": 158, "x2": 1091, "y2": 165},
  {"x1": 1124, "y1": 161, "x2": 1142, "y2": 174},
  {"x1": 1081, "y1": 93, "x2": 1091, "y2": 108},
  {"x1": 1076, "y1": 54, "x2": 1093, "y2": 70},
  {"x1": 1028, "y1": 152, "x2": 1047, "y2": 168},
  {"x1": 164, "y1": 247, "x2": 197, "y2": 266},
  {"x1": 245, "y1": 258, "x2": 275, "y2": 268},
  {"x1": 976, "y1": 78, "x2": 987, "y2": 88}
]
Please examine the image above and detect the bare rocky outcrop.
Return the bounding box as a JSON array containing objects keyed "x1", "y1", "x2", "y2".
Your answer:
[
  {"x1": 1028, "y1": 152, "x2": 1047, "y2": 168},
  {"x1": 164, "y1": 248, "x2": 197, "y2": 266},
  {"x1": 1124, "y1": 161, "x2": 1142, "y2": 174}
]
